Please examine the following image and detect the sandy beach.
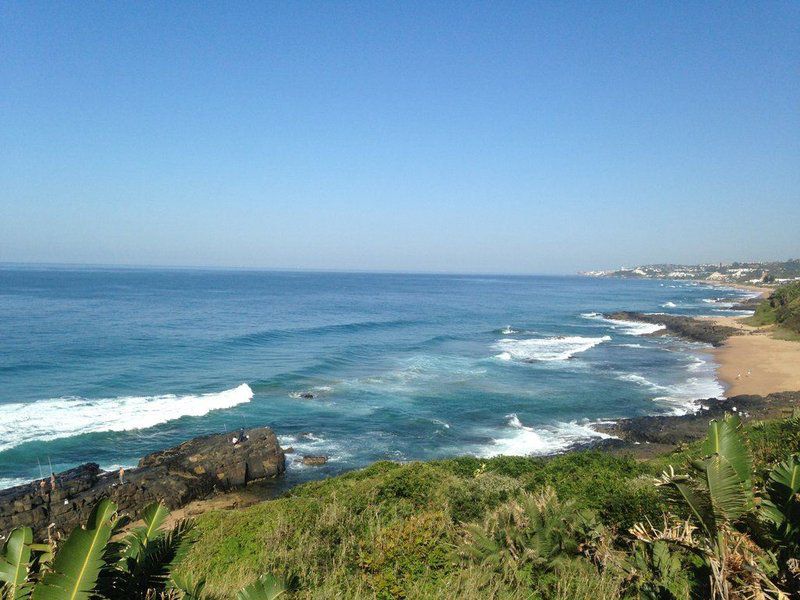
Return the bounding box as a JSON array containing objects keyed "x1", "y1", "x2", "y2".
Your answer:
[{"x1": 707, "y1": 315, "x2": 800, "y2": 396}]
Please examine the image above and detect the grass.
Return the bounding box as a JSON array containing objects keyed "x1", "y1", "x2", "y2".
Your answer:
[
  {"x1": 174, "y1": 417, "x2": 800, "y2": 598},
  {"x1": 743, "y1": 281, "x2": 800, "y2": 336}
]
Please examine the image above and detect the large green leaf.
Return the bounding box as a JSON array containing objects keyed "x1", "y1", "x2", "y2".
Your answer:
[
  {"x1": 32, "y1": 499, "x2": 117, "y2": 600},
  {"x1": 760, "y1": 454, "x2": 800, "y2": 544},
  {"x1": 697, "y1": 454, "x2": 749, "y2": 523},
  {"x1": 0, "y1": 528, "x2": 33, "y2": 599},
  {"x1": 659, "y1": 471, "x2": 716, "y2": 536},
  {"x1": 702, "y1": 413, "x2": 752, "y2": 494},
  {"x1": 236, "y1": 574, "x2": 290, "y2": 600}
]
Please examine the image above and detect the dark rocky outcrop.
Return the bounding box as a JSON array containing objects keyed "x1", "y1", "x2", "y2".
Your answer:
[
  {"x1": 730, "y1": 297, "x2": 762, "y2": 311},
  {"x1": 604, "y1": 311, "x2": 739, "y2": 346},
  {"x1": 0, "y1": 426, "x2": 285, "y2": 540},
  {"x1": 594, "y1": 391, "x2": 800, "y2": 454}
]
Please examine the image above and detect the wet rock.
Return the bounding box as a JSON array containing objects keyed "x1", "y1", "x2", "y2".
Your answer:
[
  {"x1": 595, "y1": 391, "x2": 800, "y2": 448},
  {"x1": 604, "y1": 311, "x2": 739, "y2": 346},
  {"x1": 301, "y1": 455, "x2": 328, "y2": 466},
  {"x1": 0, "y1": 427, "x2": 285, "y2": 540}
]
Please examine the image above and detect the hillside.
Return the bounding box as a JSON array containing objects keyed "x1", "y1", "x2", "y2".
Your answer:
[
  {"x1": 745, "y1": 281, "x2": 800, "y2": 337},
  {"x1": 172, "y1": 414, "x2": 800, "y2": 599},
  {"x1": 582, "y1": 258, "x2": 800, "y2": 285}
]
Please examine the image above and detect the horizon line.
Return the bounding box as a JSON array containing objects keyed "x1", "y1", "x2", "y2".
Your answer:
[{"x1": 0, "y1": 260, "x2": 575, "y2": 278}]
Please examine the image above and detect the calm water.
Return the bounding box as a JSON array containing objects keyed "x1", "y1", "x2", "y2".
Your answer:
[{"x1": 0, "y1": 267, "x2": 755, "y2": 489}]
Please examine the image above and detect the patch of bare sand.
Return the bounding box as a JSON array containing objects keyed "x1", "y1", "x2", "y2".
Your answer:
[
  {"x1": 703, "y1": 315, "x2": 800, "y2": 396},
  {"x1": 118, "y1": 482, "x2": 278, "y2": 535}
]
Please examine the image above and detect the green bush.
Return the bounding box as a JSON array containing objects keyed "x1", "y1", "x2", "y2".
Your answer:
[{"x1": 745, "y1": 281, "x2": 800, "y2": 333}]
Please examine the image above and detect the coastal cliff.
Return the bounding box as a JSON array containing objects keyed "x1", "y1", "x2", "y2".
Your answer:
[{"x1": 0, "y1": 426, "x2": 285, "y2": 539}]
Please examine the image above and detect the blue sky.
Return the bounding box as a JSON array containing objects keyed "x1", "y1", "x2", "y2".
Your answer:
[{"x1": 1, "y1": 2, "x2": 798, "y2": 274}]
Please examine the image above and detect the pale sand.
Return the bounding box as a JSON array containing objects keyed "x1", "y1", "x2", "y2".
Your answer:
[{"x1": 705, "y1": 315, "x2": 800, "y2": 396}]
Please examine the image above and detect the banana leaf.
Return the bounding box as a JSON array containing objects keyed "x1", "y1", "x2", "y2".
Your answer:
[
  {"x1": 32, "y1": 499, "x2": 117, "y2": 600},
  {"x1": 0, "y1": 528, "x2": 33, "y2": 599},
  {"x1": 702, "y1": 414, "x2": 752, "y2": 496}
]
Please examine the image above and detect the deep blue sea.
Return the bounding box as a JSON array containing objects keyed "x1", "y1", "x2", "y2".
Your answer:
[{"x1": 0, "y1": 267, "x2": 758, "y2": 489}]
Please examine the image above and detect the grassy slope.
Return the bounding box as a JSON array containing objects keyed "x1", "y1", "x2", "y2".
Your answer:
[
  {"x1": 744, "y1": 281, "x2": 800, "y2": 337},
  {"x1": 175, "y1": 416, "x2": 800, "y2": 599}
]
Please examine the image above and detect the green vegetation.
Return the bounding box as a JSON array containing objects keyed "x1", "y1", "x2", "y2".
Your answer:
[
  {"x1": 745, "y1": 281, "x2": 800, "y2": 335},
  {"x1": 0, "y1": 500, "x2": 289, "y2": 600},
  {"x1": 3, "y1": 414, "x2": 799, "y2": 599}
]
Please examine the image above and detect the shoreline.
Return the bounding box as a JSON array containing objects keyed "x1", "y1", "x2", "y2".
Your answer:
[
  {"x1": 699, "y1": 279, "x2": 773, "y2": 297},
  {"x1": 704, "y1": 314, "x2": 800, "y2": 397},
  {"x1": 3, "y1": 290, "x2": 798, "y2": 530}
]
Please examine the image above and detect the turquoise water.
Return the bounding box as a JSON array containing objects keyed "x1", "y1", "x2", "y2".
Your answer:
[{"x1": 0, "y1": 267, "x2": 755, "y2": 489}]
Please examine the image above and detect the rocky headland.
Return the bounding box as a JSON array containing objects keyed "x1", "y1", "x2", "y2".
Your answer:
[
  {"x1": 594, "y1": 390, "x2": 800, "y2": 457},
  {"x1": 0, "y1": 426, "x2": 285, "y2": 539},
  {"x1": 604, "y1": 311, "x2": 740, "y2": 346}
]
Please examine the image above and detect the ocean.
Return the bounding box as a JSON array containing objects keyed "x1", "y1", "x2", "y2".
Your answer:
[{"x1": 0, "y1": 267, "x2": 757, "y2": 489}]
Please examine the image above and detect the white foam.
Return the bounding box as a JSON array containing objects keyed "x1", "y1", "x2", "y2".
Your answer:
[
  {"x1": 0, "y1": 384, "x2": 254, "y2": 453},
  {"x1": 662, "y1": 301, "x2": 677, "y2": 308},
  {"x1": 582, "y1": 313, "x2": 666, "y2": 336},
  {"x1": 493, "y1": 335, "x2": 610, "y2": 362},
  {"x1": 279, "y1": 432, "x2": 350, "y2": 469},
  {"x1": 0, "y1": 476, "x2": 32, "y2": 490},
  {"x1": 653, "y1": 375, "x2": 724, "y2": 415},
  {"x1": 616, "y1": 373, "x2": 667, "y2": 390},
  {"x1": 501, "y1": 326, "x2": 518, "y2": 335},
  {"x1": 703, "y1": 298, "x2": 734, "y2": 309},
  {"x1": 649, "y1": 354, "x2": 725, "y2": 415},
  {"x1": 481, "y1": 414, "x2": 611, "y2": 457}
]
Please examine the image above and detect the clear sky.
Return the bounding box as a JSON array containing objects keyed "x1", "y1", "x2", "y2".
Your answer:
[{"x1": 1, "y1": 2, "x2": 798, "y2": 274}]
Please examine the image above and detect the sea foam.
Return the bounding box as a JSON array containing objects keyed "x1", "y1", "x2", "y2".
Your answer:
[
  {"x1": 481, "y1": 414, "x2": 611, "y2": 457},
  {"x1": 581, "y1": 313, "x2": 666, "y2": 336},
  {"x1": 493, "y1": 335, "x2": 610, "y2": 362},
  {"x1": 0, "y1": 383, "x2": 254, "y2": 453}
]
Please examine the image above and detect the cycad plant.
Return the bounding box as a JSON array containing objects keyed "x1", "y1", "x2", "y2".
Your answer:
[{"x1": 462, "y1": 486, "x2": 598, "y2": 585}]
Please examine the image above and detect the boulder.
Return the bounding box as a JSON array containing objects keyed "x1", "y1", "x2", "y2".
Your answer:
[
  {"x1": 0, "y1": 426, "x2": 285, "y2": 540},
  {"x1": 301, "y1": 455, "x2": 328, "y2": 466}
]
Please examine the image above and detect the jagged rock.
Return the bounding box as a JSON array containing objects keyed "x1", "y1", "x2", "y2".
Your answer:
[
  {"x1": 595, "y1": 391, "x2": 800, "y2": 446},
  {"x1": 302, "y1": 455, "x2": 328, "y2": 466},
  {"x1": 604, "y1": 311, "x2": 739, "y2": 346},
  {"x1": 0, "y1": 427, "x2": 285, "y2": 540}
]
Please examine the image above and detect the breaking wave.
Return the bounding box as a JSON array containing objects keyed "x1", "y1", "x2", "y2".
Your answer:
[
  {"x1": 616, "y1": 354, "x2": 725, "y2": 415},
  {"x1": 581, "y1": 313, "x2": 666, "y2": 336},
  {"x1": 0, "y1": 384, "x2": 254, "y2": 453},
  {"x1": 480, "y1": 414, "x2": 612, "y2": 457},
  {"x1": 493, "y1": 335, "x2": 610, "y2": 362}
]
